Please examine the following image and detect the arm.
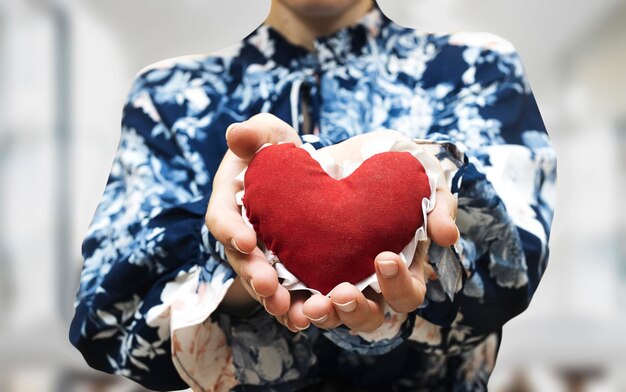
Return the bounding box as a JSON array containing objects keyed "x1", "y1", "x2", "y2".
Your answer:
[
  {"x1": 70, "y1": 67, "x2": 235, "y2": 390},
  {"x1": 322, "y1": 36, "x2": 555, "y2": 354},
  {"x1": 414, "y1": 35, "x2": 556, "y2": 335}
]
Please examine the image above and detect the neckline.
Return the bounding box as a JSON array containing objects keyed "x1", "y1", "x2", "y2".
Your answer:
[{"x1": 245, "y1": 4, "x2": 390, "y2": 69}]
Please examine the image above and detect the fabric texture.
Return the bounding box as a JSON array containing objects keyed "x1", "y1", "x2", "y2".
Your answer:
[{"x1": 70, "y1": 3, "x2": 556, "y2": 391}]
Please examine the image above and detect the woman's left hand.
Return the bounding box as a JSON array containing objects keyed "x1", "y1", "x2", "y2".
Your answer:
[{"x1": 292, "y1": 130, "x2": 459, "y2": 332}]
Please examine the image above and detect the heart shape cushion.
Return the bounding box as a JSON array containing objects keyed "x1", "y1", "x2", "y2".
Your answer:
[{"x1": 242, "y1": 143, "x2": 431, "y2": 295}]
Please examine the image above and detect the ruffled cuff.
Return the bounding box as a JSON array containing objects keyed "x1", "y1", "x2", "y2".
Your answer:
[
  {"x1": 414, "y1": 137, "x2": 469, "y2": 297},
  {"x1": 151, "y1": 225, "x2": 240, "y2": 390}
]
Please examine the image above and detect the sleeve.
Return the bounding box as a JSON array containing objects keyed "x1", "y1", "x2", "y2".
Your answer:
[
  {"x1": 414, "y1": 34, "x2": 557, "y2": 335},
  {"x1": 69, "y1": 67, "x2": 237, "y2": 391},
  {"x1": 325, "y1": 35, "x2": 556, "y2": 355}
]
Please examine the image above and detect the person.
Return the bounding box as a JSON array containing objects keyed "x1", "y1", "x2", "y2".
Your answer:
[{"x1": 69, "y1": 0, "x2": 556, "y2": 390}]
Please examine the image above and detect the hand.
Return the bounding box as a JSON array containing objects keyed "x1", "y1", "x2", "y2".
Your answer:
[
  {"x1": 299, "y1": 130, "x2": 459, "y2": 332},
  {"x1": 206, "y1": 113, "x2": 301, "y2": 326},
  {"x1": 207, "y1": 115, "x2": 458, "y2": 333}
]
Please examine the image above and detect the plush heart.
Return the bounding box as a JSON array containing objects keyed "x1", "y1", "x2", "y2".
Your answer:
[{"x1": 242, "y1": 143, "x2": 430, "y2": 295}]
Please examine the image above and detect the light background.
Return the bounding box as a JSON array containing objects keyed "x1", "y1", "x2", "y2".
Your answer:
[{"x1": 1, "y1": 0, "x2": 625, "y2": 390}]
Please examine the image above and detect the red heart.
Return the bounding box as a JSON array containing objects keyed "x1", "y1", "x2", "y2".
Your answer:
[{"x1": 243, "y1": 143, "x2": 430, "y2": 295}]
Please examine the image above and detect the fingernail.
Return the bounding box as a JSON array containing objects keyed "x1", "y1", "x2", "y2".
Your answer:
[
  {"x1": 333, "y1": 299, "x2": 357, "y2": 313},
  {"x1": 377, "y1": 259, "x2": 398, "y2": 278},
  {"x1": 250, "y1": 279, "x2": 261, "y2": 297},
  {"x1": 306, "y1": 314, "x2": 328, "y2": 323},
  {"x1": 261, "y1": 297, "x2": 277, "y2": 316},
  {"x1": 295, "y1": 324, "x2": 310, "y2": 331},
  {"x1": 225, "y1": 122, "x2": 240, "y2": 139},
  {"x1": 285, "y1": 318, "x2": 299, "y2": 333},
  {"x1": 230, "y1": 238, "x2": 248, "y2": 254}
]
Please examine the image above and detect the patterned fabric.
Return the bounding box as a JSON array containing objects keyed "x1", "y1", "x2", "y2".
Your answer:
[{"x1": 70, "y1": 4, "x2": 556, "y2": 391}]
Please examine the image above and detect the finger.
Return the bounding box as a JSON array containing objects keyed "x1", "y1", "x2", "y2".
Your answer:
[
  {"x1": 330, "y1": 283, "x2": 384, "y2": 332},
  {"x1": 424, "y1": 263, "x2": 437, "y2": 281},
  {"x1": 302, "y1": 294, "x2": 341, "y2": 329},
  {"x1": 206, "y1": 150, "x2": 257, "y2": 254},
  {"x1": 428, "y1": 188, "x2": 459, "y2": 247},
  {"x1": 274, "y1": 314, "x2": 293, "y2": 332},
  {"x1": 283, "y1": 318, "x2": 299, "y2": 333},
  {"x1": 375, "y1": 251, "x2": 426, "y2": 314},
  {"x1": 225, "y1": 247, "x2": 278, "y2": 298},
  {"x1": 287, "y1": 291, "x2": 312, "y2": 331},
  {"x1": 277, "y1": 309, "x2": 300, "y2": 333},
  {"x1": 409, "y1": 239, "x2": 433, "y2": 282},
  {"x1": 226, "y1": 113, "x2": 302, "y2": 160},
  {"x1": 413, "y1": 239, "x2": 437, "y2": 281},
  {"x1": 262, "y1": 284, "x2": 291, "y2": 317},
  {"x1": 206, "y1": 199, "x2": 257, "y2": 254}
]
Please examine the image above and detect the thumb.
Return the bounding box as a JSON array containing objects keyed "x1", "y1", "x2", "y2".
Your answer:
[{"x1": 226, "y1": 113, "x2": 301, "y2": 161}]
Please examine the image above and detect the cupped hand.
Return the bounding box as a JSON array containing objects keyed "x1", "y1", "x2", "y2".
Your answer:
[
  {"x1": 300, "y1": 130, "x2": 459, "y2": 331},
  {"x1": 207, "y1": 114, "x2": 458, "y2": 333},
  {"x1": 206, "y1": 113, "x2": 301, "y2": 326}
]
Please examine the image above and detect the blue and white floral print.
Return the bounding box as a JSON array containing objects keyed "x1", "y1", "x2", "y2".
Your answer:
[{"x1": 70, "y1": 4, "x2": 555, "y2": 391}]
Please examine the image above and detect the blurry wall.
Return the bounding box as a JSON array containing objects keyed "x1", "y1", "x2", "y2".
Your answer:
[{"x1": 1, "y1": 0, "x2": 625, "y2": 390}]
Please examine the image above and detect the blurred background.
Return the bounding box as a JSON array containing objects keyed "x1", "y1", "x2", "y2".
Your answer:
[{"x1": 1, "y1": 0, "x2": 625, "y2": 390}]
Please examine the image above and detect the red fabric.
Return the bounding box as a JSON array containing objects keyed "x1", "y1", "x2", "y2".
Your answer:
[{"x1": 243, "y1": 143, "x2": 431, "y2": 295}]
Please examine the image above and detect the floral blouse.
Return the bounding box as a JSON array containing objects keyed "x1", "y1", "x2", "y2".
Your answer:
[{"x1": 70, "y1": 5, "x2": 556, "y2": 392}]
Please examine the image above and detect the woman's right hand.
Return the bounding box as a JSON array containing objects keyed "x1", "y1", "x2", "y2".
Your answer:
[{"x1": 206, "y1": 113, "x2": 304, "y2": 329}]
